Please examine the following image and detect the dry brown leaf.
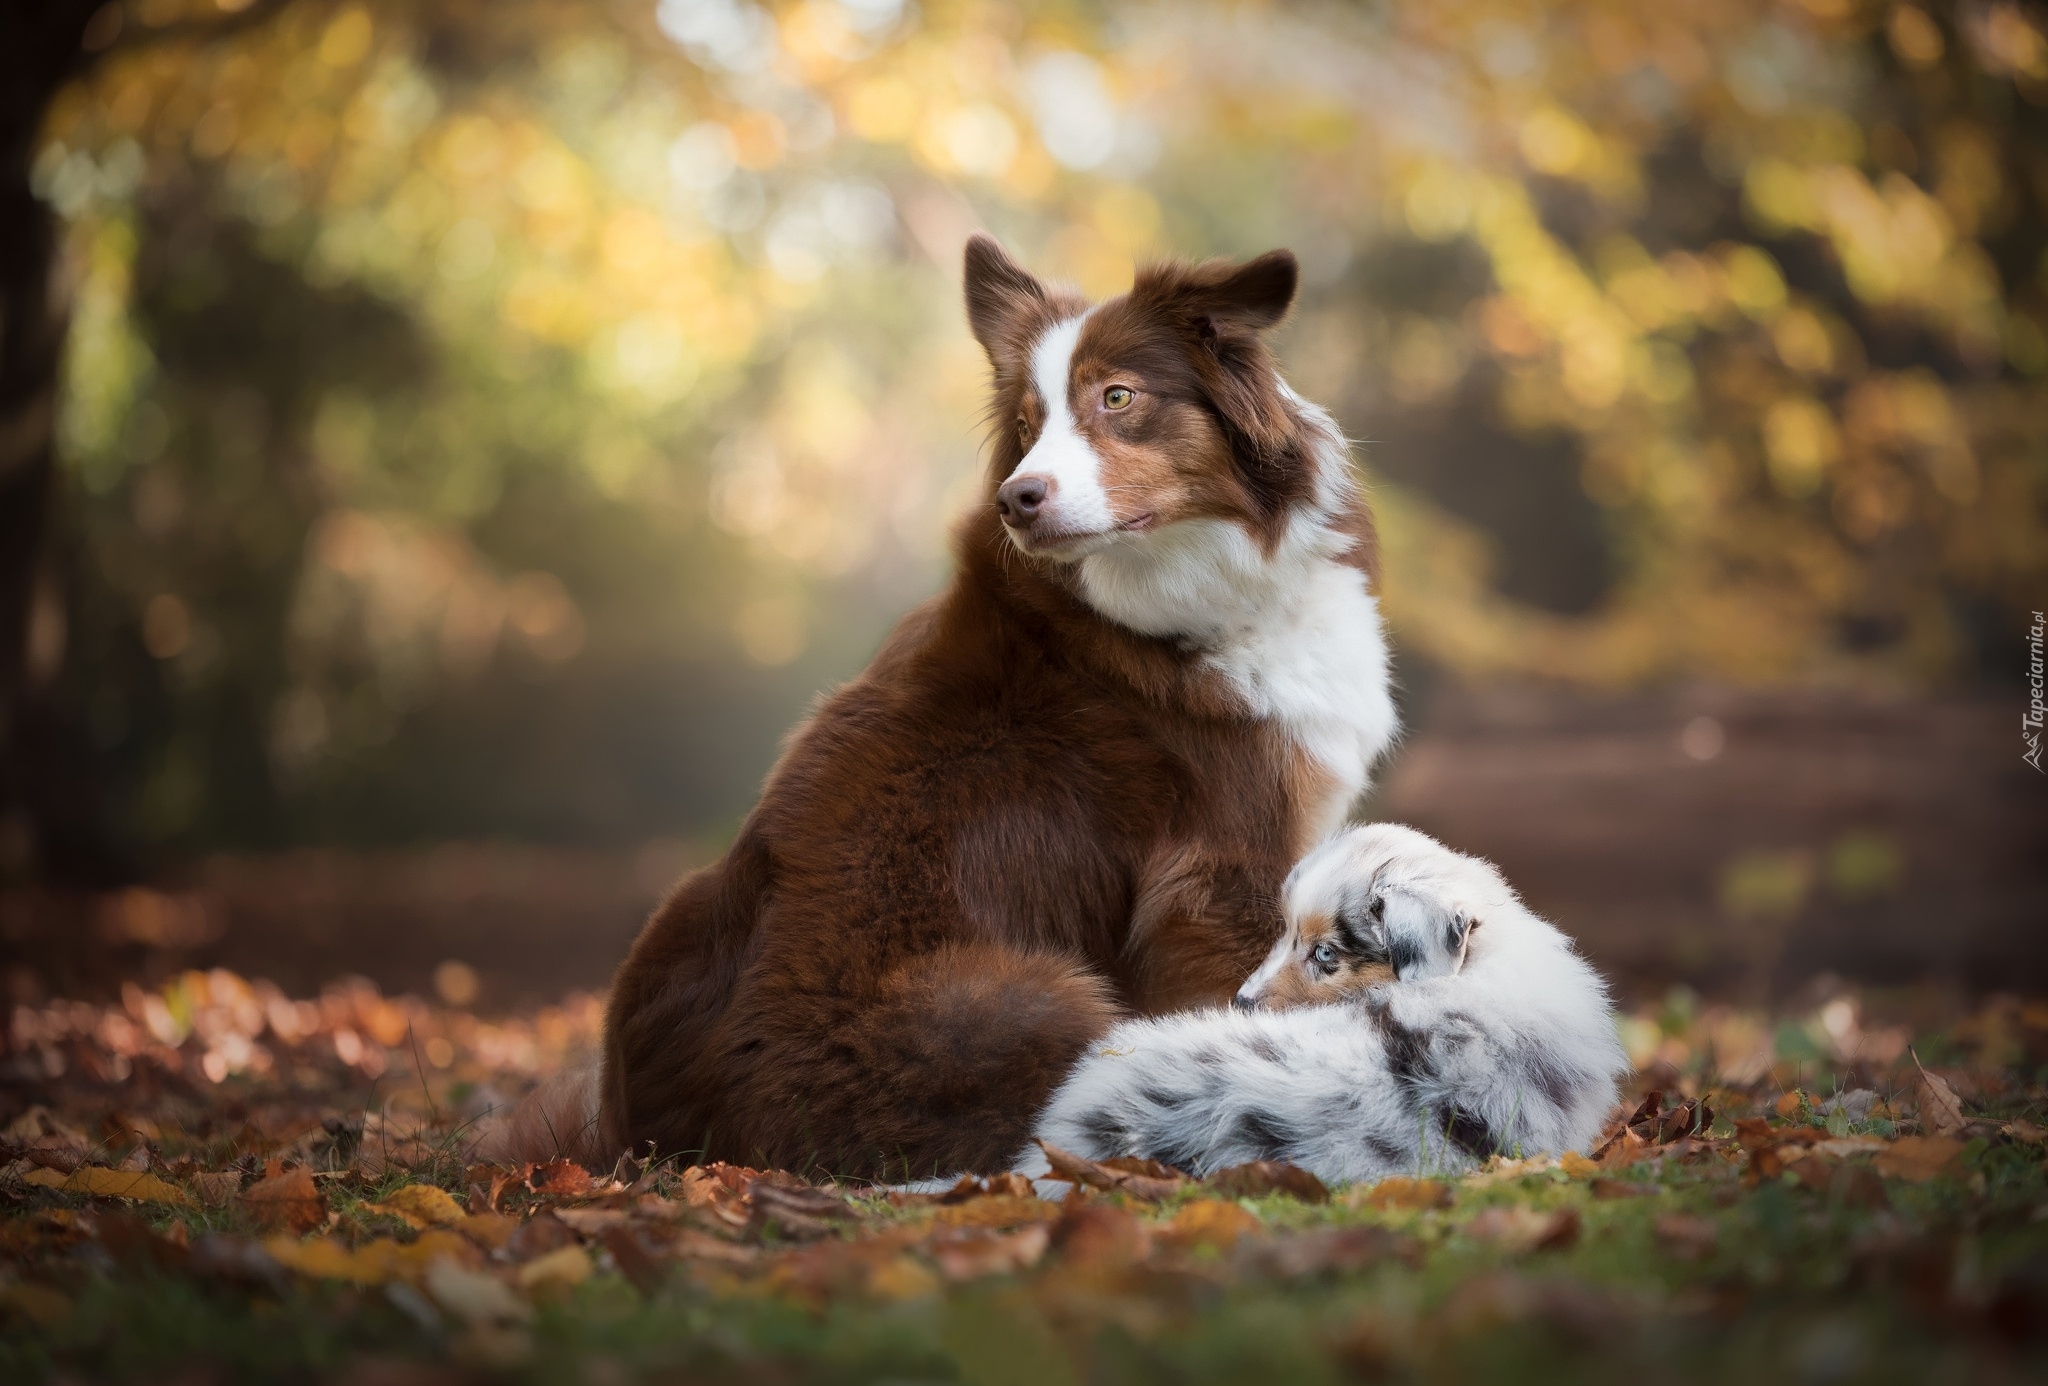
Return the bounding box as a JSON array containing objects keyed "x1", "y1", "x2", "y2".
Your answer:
[
  {"x1": 930, "y1": 1195, "x2": 1061, "y2": 1229},
  {"x1": 551, "y1": 1206, "x2": 632, "y2": 1236},
  {"x1": 1911, "y1": 1051, "x2": 1969, "y2": 1138},
  {"x1": 241, "y1": 1163, "x2": 326, "y2": 1233},
  {"x1": 1050, "y1": 1198, "x2": 1150, "y2": 1269},
  {"x1": 60, "y1": 1166, "x2": 191, "y2": 1208},
  {"x1": 1248, "y1": 1225, "x2": 1417, "y2": 1278},
  {"x1": 425, "y1": 1259, "x2": 532, "y2": 1327},
  {"x1": 190, "y1": 1171, "x2": 243, "y2": 1208},
  {"x1": 528, "y1": 1159, "x2": 594, "y2": 1198},
  {"x1": 1873, "y1": 1135, "x2": 1965, "y2": 1182},
  {"x1": 1037, "y1": 1140, "x2": 1185, "y2": 1201},
  {"x1": 925, "y1": 1224, "x2": 1051, "y2": 1281},
  {"x1": 1354, "y1": 1177, "x2": 1453, "y2": 1212},
  {"x1": 1774, "y1": 1091, "x2": 1806, "y2": 1119},
  {"x1": 2001, "y1": 1120, "x2": 2048, "y2": 1144},
  {"x1": 936, "y1": 1172, "x2": 1037, "y2": 1202},
  {"x1": 1156, "y1": 1198, "x2": 1262, "y2": 1251},
  {"x1": 1464, "y1": 1205, "x2": 1579, "y2": 1253},
  {"x1": 1204, "y1": 1160, "x2": 1331, "y2": 1203}
]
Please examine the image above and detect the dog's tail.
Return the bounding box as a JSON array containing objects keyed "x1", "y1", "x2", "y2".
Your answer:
[{"x1": 475, "y1": 1064, "x2": 608, "y2": 1169}]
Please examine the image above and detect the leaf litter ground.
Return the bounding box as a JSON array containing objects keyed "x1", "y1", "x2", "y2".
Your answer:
[{"x1": 4, "y1": 971, "x2": 2048, "y2": 1383}]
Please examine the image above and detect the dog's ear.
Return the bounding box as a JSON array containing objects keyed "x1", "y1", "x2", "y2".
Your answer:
[
  {"x1": 1179, "y1": 249, "x2": 1299, "y2": 336},
  {"x1": 1134, "y1": 250, "x2": 1302, "y2": 486},
  {"x1": 964, "y1": 234, "x2": 1052, "y2": 368}
]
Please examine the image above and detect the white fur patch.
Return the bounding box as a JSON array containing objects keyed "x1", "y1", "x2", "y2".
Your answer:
[
  {"x1": 1076, "y1": 405, "x2": 1396, "y2": 831},
  {"x1": 1006, "y1": 312, "x2": 1114, "y2": 536}
]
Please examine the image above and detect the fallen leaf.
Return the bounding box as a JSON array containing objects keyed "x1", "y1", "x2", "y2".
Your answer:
[
  {"x1": 1157, "y1": 1198, "x2": 1262, "y2": 1251},
  {"x1": 551, "y1": 1206, "x2": 632, "y2": 1236},
  {"x1": 1910, "y1": 1052, "x2": 1969, "y2": 1138},
  {"x1": 264, "y1": 1230, "x2": 478, "y2": 1286},
  {"x1": 1204, "y1": 1160, "x2": 1330, "y2": 1203},
  {"x1": 426, "y1": 1259, "x2": 532, "y2": 1327},
  {"x1": 937, "y1": 1172, "x2": 1036, "y2": 1202},
  {"x1": 925, "y1": 1224, "x2": 1051, "y2": 1281},
  {"x1": 516, "y1": 1244, "x2": 593, "y2": 1295},
  {"x1": 1873, "y1": 1135, "x2": 1965, "y2": 1182},
  {"x1": 21, "y1": 1168, "x2": 68, "y2": 1191},
  {"x1": 1050, "y1": 1198, "x2": 1150, "y2": 1269},
  {"x1": 459, "y1": 1212, "x2": 519, "y2": 1250},
  {"x1": 241, "y1": 1163, "x2": 326, "y2": 1233},
  {"x1": 1354, "y1": 1177, "x2": 1453, "y2": 1212},
  {"x1": 60, "y1": 1167, "x2": 191, "y2": 1207},
  {"x1": 1775, "y1": 1091, "x2": 1807, "y2": 1120},
  {"x1": 2002, "y1": 1121, "x2": 2048, "y2": 1144},
  {"x1": 367, "y1": 1183, "x2": 468, "y2": 1230},
  {"x1": 930, "y1": 1195, "x2": 1061, "y2": 1229},
  {"x1": 528, "y1": 1159, "x2": 593, "y2": 1198},
  {"x1": 190, "y1": 1171, "x2": 243, "y2": 1208},
  {"x1": 1464, "y1": 1205, "x2": 1579, "y2": 1253},
  {"x1": 506, "y1": 1210, "x2": 577, "y2": 1260},
  {"x1": 1558, "y1": 1151, "x2": 1599, "y2": 1179},
  {"x1": 1247, "y1": 1225, "x2": 1418, "y2": 1277},
  {"x1": 748, "y1": 1181, "x2": 855, "y2": 1240},
  {"x1": 1037, "y1": 1140, "x2": 1185, "y2": 1201}
]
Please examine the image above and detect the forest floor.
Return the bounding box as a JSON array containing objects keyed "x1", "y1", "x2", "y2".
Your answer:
[{"x1": 3, "y1": 972, "x2": 2047, "y2": 1384}]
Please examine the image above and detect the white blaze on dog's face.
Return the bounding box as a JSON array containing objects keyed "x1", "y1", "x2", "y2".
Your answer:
[
  {"x1": 961, "y1": 234, "x2": 1314, "y2": 564},
  {"x1": 1234, "y1": 824, "x2": 1484, "y2": 1011}
]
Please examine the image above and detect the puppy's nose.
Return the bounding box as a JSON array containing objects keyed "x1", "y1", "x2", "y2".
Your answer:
[
  {"x1": 995, "y1": 474, "x2": 1051, "y2": 527},
  {"x1": 1231, "y1": 992, "x2": 1256, "y2": 1012}
]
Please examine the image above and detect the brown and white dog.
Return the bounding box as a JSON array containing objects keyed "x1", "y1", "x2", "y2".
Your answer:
[{"x1": 513, "y1": 236, "x2": 1397, "y2": 1180}]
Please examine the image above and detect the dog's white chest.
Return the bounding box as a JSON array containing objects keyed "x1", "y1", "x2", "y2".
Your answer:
[{"x1": 1204, "y1": 561, "x2": 1397, "y2": 838}]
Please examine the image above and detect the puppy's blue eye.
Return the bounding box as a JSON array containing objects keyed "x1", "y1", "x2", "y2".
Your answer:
[{"x1": 1309, "y1": 942, "x2": 1339, "y2": 971}]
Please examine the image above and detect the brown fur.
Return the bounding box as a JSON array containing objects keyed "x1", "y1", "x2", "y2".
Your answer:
[{"x1": 586, "y1": 237, "x2": 1381, "y2": 1181}]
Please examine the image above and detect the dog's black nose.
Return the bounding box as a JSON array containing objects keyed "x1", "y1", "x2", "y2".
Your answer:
[{"x1": 995, "y1": 474, "x2": 1050, "y2": 527}]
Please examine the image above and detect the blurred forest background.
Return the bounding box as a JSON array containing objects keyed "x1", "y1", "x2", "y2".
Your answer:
[{"x1": 2, "y1": 0, "x2": 2044, "y2": 1009}]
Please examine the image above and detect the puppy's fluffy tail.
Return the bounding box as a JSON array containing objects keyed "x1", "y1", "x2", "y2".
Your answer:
[{"x1": 476, "y1": 1065, "x2": 608, "y2": 1169}]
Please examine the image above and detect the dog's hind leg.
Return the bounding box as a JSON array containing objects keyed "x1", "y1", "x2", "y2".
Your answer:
[{"x1": 710, "y1": 942, "x2": 1124, "y2": 1181}]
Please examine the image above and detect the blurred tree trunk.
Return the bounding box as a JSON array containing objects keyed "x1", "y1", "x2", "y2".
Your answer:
[{"x1": 0, "y1": 1, "x2": 104, "y2": 879}]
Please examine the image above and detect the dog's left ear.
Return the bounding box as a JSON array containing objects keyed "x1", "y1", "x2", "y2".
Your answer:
[
  {"x1": 1180, "y1": 249, "x2": 1299, "y2": 335},
  {"x1": 1450, "y1": 913, "x2": 1478, "y2": 961},
  {"x1": 1134, "y1": 250, "x2": 1302, "y2": 480}
]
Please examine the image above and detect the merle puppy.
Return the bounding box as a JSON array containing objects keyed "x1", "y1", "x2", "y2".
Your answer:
[{"x1": 1023, "y1": 824, "x2": 1627, "y2": 1182}]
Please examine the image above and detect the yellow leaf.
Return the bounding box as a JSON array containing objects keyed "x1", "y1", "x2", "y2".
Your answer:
[
  {"x1": 1158, "y1": 1198, "x2": 1261, "y2": 1250},
  {"x1": 367, "y1": 1183, "x2": 469, "y2": 1229},
  {"x1": 1353, "y1": 1177, "x2": 1452, "y2": 1212},
  {"x1": 265, "y1": 1230, "x2": 478, "y2": 1285},
  {"x1": 21, "y1": 1167, "x2": 68, "y2": 1190},
  {"x1": 516, "y1": 1244, "x2": 593, "y2": 1294},
  {"x1": 1558, "y1": 1152, "x2": 1599, "y2": 1179},
  {"x1": 426, "y1": 1258, "x2": 532, "y2": 1327},
  {"x1": 865, "y1": 1255, "x2": 940, "y2": 1301},
  {"x1": 62, "y1": 1167, "x2": 190, "y2": 1207}
]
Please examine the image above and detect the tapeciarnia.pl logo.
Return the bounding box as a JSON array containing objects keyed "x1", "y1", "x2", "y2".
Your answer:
[{"x1": 2028, "y1": 610, "x2": 2045, "y2": 773}]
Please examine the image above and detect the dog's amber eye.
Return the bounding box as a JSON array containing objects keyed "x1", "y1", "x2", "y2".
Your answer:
[{"x1": 1104, "y1": 386, "x2": 1134, "y2": 410}]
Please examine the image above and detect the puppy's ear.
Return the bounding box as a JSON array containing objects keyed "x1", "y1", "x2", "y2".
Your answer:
[
  {"x1": 964, "y1": 234, "x2": 1051, "y2": 368},
  {"x1": 1450, "y1": 913, "x2": 1478, "y2": 963}
]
